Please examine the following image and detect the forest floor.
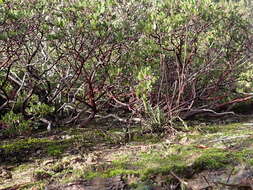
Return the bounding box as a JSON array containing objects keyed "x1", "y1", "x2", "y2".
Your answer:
[{"x1": 1, "y1": 115, "x2": 253, "y2": 190}]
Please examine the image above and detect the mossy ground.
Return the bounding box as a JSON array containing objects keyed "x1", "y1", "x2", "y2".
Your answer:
[{"x1": 1, "y1": 117, "x2": 253, "y2": 189}]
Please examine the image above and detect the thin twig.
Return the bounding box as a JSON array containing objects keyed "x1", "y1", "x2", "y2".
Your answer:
[
  {"x1": 202, "y1": 175, "x2": 210, "y2": 186},
  {"x1": 226, "y1": 167, "x2": 235, "y2": 183},
  {"x1": 169, "y1": 171, "x2": 193, "y2": 190}
]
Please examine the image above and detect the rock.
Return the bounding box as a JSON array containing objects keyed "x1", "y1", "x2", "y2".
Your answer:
[{"x1": 61, "y1": 135, "x2": 72, "y2": 140}]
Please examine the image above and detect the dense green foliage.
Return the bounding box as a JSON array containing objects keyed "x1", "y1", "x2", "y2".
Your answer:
[{"x1": 0, "y1": 0, "x2": 252, "y2": 136}]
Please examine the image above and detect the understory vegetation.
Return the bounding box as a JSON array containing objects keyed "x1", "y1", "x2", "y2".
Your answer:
[{"x1": 0, "y1": 0, "x2": 253, "y2": 189}]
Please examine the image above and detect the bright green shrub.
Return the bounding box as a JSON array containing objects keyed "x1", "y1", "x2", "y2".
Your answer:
[{"x1": 1, "y1": 111, "x2": 31, "y2": 136}]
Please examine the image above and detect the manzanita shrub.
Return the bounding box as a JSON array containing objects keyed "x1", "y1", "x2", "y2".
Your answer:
[{"x1": 0, "y1": 0, "x2": 252, "y2": 135}]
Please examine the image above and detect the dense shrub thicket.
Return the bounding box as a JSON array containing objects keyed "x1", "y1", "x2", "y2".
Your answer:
[{"x1": 0, "y1": 0, "x2": 252, "y2": 136}]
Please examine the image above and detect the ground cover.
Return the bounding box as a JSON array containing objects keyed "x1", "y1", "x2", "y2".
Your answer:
[{"x1": 1, "y1": 116, "x2": 253, "y2": 190}]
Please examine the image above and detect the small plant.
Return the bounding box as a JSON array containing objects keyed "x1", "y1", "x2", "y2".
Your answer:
[
  {"x1": 1, "y1": 111, "x2": 31, "y2": 137},
  {"x1": 143, "y1": 104, "x2": 167, "y2": 133},
  {"x1": 47, "y1": 145, "x2": 64, "y2": 157},
  {"x1": 135, "y1": 66, "x2": 168, "y2": 133},
  {"x1": 25, "y1": 95, "x2": 55, "y2": 117}
]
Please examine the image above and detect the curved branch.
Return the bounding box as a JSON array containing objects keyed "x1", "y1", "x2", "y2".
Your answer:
[{"x1": 182, "y1": 109, "x2": 235, "y2": 120}]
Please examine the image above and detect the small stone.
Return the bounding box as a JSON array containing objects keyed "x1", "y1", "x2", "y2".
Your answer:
[{"x1": 61, "y1": 135, "x2": 72, "y2": 140}]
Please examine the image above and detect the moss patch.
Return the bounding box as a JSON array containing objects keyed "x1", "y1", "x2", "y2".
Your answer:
[
  {"x1": 0, "y1": 137, "x2": 75, "y2": 163},
  {"x1": 192, "y1": 149, "x2": 234, "y2": 172},
  {"x1": 0, "y1": 138, "x2": 52, "y2": 153}
]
